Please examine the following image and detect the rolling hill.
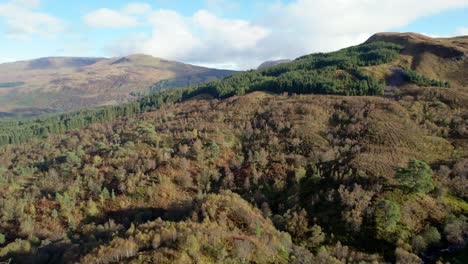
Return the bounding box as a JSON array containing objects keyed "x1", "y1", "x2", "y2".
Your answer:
[
  {"x1": 0, "y1": 32, "x2": 466, "y2": 263},
  {"x1": 0, "y1": 54, "x2": 235, "y2": 117}
]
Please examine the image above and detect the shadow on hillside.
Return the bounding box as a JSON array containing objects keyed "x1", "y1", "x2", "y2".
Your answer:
[
  {"x1": 0, "y1": 241, "x2": 79, "y2": 264},
  {"x1": 101, "y1": 200, "x2": 194, "y2": 228},
  {"x1": 1, "y1": 202, "x2": 195, "y2": 264}
]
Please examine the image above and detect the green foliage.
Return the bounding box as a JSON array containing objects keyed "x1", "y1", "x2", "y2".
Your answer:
[
  {"x1": 99, "y1": 188, "x2": 110, "y2": 203},
  {"x1": 422, "y1": 226, "x2": 441, "y2": 246},
  {"x1": 375, "y1": 199, "x2": 401, "y2": 241},
  {"x1": 0, "y1": 233, "x2": 5, "y2": 245},
  {"x1": 150, "y1": 69, "x2": 236, "y2": 93},
  {"x1": 86, "y1": 198, "x2": 99, "y2": 217},
  {"x1": 0, "y1": 88, "x2": 180, "y2": 146},
  {"x1": 185, "y1": 41, "x2": 400, "y2": 99},
  {"x1": 402, "y1": 68, "x2": 450, "y2": 87},
  {"x1": 205, "y1": 140, "x2": 220, "y2": 158},
  {"x1": 396, "y1": 159, "x2": 434, "y2": 193}
]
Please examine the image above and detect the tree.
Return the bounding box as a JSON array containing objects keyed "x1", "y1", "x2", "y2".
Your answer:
[
  {"x1": 52, "y1": 209, "x2": 59, "y2": 219},
  {"x1": 19, "y1": 216, "x2": 35, "y2": 237},
  {"x1": 444, "y1": 215, "x2": 468, "y2": 245},
  {"x1": 422, "y1": 226, "x2": 441, "y2": 246},
  {"x1": 100, "y1": 187, "x2": 110, "y2": 203},
  {"x1": 86, "y1": 198, "x2": 99, "y2": 217},
  {"x1": 338, "y1": 184, "x2": 374, "y2": 232},
  {"x1": 205, "y1": 140, "x2": 220, "y2": 159},
  {"x1": 286, "y1": 209, "x2": 310, "y2": 241},
  {"x1": 375, "y1": 199, "x2": 401, "y2": 241},
  {"x1": 396, "y1": 160, "x2": 434, "y2": 193},
  {"x1": 307, "y1": 225, "x2": 325, "y2": 249},
  {"x1": 395, "y1": 247, "x2": 421, "y2": 264}
]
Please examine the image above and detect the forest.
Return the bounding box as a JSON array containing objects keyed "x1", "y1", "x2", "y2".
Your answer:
[{"x1": 0, "y1": 86, "x2": 466, "y2": 263}]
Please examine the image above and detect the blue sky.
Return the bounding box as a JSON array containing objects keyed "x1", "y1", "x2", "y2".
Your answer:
[{"x1": 0, "y1": 0, "x2": 467, "y2": 69}]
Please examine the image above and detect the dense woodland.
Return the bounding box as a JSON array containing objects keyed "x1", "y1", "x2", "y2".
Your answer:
[
  {"x1": 0, "y1": 86, "x2": 466, "y2": 263},
  {"x1": 0, "y1": 37, "x2": 466, "y2": 263}
]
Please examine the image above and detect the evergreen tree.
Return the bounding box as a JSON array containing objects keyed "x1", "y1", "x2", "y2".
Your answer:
[{"x1": 396, "y1": 160, "x2": 434, "y2": 193}]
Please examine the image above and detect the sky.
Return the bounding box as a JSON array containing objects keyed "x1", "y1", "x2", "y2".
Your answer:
[{"x1": 0, "y1": 0, "x2": 467, "y2": 70}]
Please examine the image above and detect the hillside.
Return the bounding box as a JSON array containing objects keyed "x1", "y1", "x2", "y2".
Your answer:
[
  {"x1": 257, "y1": 59, "x2": 292, "y2": 69},
  {"x1": 0, "y1": 32, "x2": 466, "y2": 263},
  {"x1": 0, "y1": 89, "x2": 466, "y2": 263},
  {"x1": 365, "y1": 32, "x2": 467, "y2": 87},
  {"x1": 0, "y1": 54, "x2": 235, "y2": 117}
]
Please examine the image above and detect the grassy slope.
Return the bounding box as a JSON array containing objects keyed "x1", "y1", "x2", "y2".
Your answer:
[{"x1": 365, "y1": 32, "x2": 468, "y2": 87}]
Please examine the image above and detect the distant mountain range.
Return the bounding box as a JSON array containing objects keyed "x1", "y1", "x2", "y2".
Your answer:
[{"x1": 0, "y1": 54, "x2": 236, "y2": 117}]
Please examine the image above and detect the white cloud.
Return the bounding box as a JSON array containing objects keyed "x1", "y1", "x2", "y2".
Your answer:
[
  {"x1": 111, "y1": 9, "x2": 270, "y2": 69},
  {"x1": 124, "y1": 3, "x2": 152, "y2": 15},
  {"x1": 84, "y1": 2, "x2": 153, "y2": 29},
  {"x1": 84, "y1": 8, "x2": 139, "y2": 28},
  {"x1": 193, "y1": 10, "x2": 269, "y2": 50},
  {"x1": 456, "y1": 27, "x2": 468, "y2": 35},
  {"x1": 110, "y1": 0, "x2": 468, "y2": 69},
  {"x1": 0, "y1": 0, "x2": 65, "y2": 40},
  {"x1": 255, "y1": 0, "x2": 468, "y2": 59},
  {"x1": 142, "y1": 10, "x2": 201, "y2": 59}
]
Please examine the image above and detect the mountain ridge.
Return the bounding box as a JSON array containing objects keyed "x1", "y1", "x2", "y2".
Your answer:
[{"x1": 0, "y1": 54, "x2": 236, "y2": 116}]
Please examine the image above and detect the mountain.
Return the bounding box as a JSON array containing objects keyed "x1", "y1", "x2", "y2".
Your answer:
[
  {"x1": 365, "y1": 32, "x2": 467, "y2": 87},
  {"x1": 0, "y1": 33, "x2": 466, "y2": 263},
  {"x1": 257, "y1": 59, "x2": 292, "y2": 69},
  {"x1": 0, "y1": 54, "x2": 236, "y2": 117}
]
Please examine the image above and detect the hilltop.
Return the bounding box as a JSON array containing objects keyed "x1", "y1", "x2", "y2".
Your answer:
[
  {"x1": 0, "y1": 54, "x2": 235, "y2": 117},
  {"x1": 257, "y1": 59, "x2": 292, "y2": 69},
  {"x1": 366, "y1": 32, "x2": 467, "y2": 87}
]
